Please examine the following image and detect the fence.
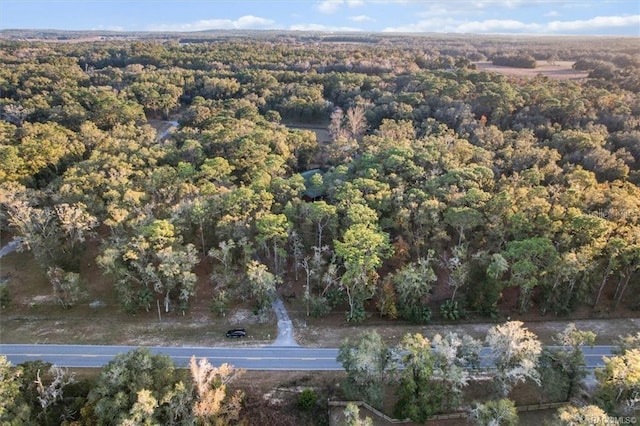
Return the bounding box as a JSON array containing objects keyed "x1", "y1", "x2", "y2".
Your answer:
[{"x1": 328, "y1": 400, "x2": 569, "y2": 425}]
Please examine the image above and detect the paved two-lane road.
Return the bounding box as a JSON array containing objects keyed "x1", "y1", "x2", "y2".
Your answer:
[
  {"x1": 0, "y1": 344, "x2": 616, "y2": 370},
  {"x1": 0, "y1": 344, "x2": 342, "y2": 370}
]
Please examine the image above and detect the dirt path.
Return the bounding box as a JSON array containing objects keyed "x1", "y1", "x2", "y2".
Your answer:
[
  {"x1": 0, "y1": 238, "x2": 23, "y2": 258},
  {"x1": 272, "y1": 297, "x2": 298, "y2": 347}
]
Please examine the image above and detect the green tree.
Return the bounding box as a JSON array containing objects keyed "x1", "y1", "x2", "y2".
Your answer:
[
  {"x1": 337, "y1": 331, "x2": 391, "y2": 410},
  {"x1": 557, "y1": 404, "x2": 608, "y2": 426},
  {"x1": 444, "y1": 206, "x2": 483, "y2": 245},
  {"x1": 539, "y1": 323, "x2": 596, "y2": 401},
  {"x1": 594, "y1": 237, "x2": 625, "y2": 308},
  {"x1": 502, "y1": 237, "x2": 558, "y2": 313},
  {"x1": 432, "y1": 332, "x2": 482, "y2": 409},
  {"x1": 442, "y1": 244, "x2": 470, "y2": 302},
  {"x1": 614, "y1": 332, "x2": 640, "y2": 355},
  {"x1": 98, "y1": 219, "x2": 199, "y2": 314},
  {"x1": 154, "y1": 244, "x2": 199, "y2": 313},
  {"x1": 343, "y1": 403, "x2": 373, "y2": 426},
  {"x1": 595, "y1": 348, "x2": 640, "y2": 415},
  {"x1": 541, "y1": 249, "x2": 594, "y2": 315},
  {"x1": 334, "y1": 223, "x2": 391, "y2": 322},
  {"x1": 208, "y1": 239, "x2": 236, "y2": 273},
  {"x1": 1, "y1": 187, "x2": 97, "y2": 275},
  {"x1": 486, "y1": 321, "x2": 542, "y2": 397},
  {"x1": 469, "y1": 399, "x2": 519, "y2": 426},
  {"x1": 46, "y1": 266, "x2": 86, "y2": 309},
  {"x1": 85, "y1": 348, "x2": 193, "y2": 425},
  {"x1": 9, "y1": 360, "x2": 90, "y2": 426},
  {"x1": 16, "y1": 122, "x2": 85, "y2": 182},
  {"x1": 391, "y1": 255, "x2": 436, "y2": 323},
  {"x1": 255, "y1": 213, "x2": 290, "y2": 275},
  {"x1": 394, "y1": 333, "x2": 439, "y2": 422},
  {"x1": 121, "y1": 389, "x2": 159, "y2": 426},
  {"x1": 246, "y1": 260, "x2": 279, "y2": 317},
  {"x1": 612, "y1": 230, "x2": 640, "y2": 309},
  {"x1": 376, "y1": 280, "x2": 398, "y2": 319},
  {"x1": 0, "y1": 356, "x2": 30, "y2": 424},
  {"x1": 302, "y1": 201, "x2": 337, "y2": 248}
]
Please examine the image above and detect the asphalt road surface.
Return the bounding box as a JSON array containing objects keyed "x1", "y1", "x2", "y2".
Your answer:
[
  {"x1": 0, "y1": 344, "x2": 616, "y2": 370},
  {"x1": 1, "y1": 344, "x2": 342, "y2": 370}
]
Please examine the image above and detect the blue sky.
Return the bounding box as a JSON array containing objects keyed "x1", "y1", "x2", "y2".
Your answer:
[{"x1": 1, "y1": 1, "x2": 639, "y2": 35}]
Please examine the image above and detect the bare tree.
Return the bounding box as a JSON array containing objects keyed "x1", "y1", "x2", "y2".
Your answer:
[
  {"x1": 345, "y1": 105, "x2": 368, "y2": 141},
  {"x1": 190, "y1": 356, "x2": 245, "y2": 425},
  {"x1": 34, "y1": 365, "x2": 75, "y2": 417},
  {"x1": 328, "y1": 107, "x2": 346, "y2": 141}
]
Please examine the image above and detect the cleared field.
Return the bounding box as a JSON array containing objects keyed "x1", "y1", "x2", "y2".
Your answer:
[
  {"x1": 474, "y1": 60, "x2": 589, "y2": 80},
  {"x1": 283, "y1": 122, "x2": 332, "y2": 144}
]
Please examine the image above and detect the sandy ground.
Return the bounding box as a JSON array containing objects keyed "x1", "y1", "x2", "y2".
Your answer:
[
  {"x1": 1, "y1": 240, "x2": 637, "y2": 349},
  {"x1": 294, "y1": 314, "x2": 640, "y2": 348}
]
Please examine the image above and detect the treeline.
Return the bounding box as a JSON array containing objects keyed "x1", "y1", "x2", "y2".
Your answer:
[
  {"x1": 0, "y1": 35, "x2": 639, "y2": 322},
  {"x1": 338, "y1": 324, "x2": 640, "y2": 424},
  {"x1": 4, "y1": 324, "x2": 637, "y2": 424},
  {"x1": 0, "y1": 350, "x2": 246, "y2": 425},
  {"x1": 490, "y1": 53, "x2": 537, "y2": 68}
]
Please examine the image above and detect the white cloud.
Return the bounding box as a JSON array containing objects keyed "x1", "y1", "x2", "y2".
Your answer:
[
  {"x1": 384, "y1": 14, "x2": 640, "y2": 34},
  {"x1": 456, "y1": 19, "x2": 542, "y2": 33},
  {"x1": 547, "y1": 15, "x2": 640, "y2": 32},
  {"x1": 416, "y1": 1, "x2": 556, "y2": 19},
  {"x1": 92, "y1": 25, "x2": 125, "y2": 32},
  {"x1": 383, "y1": 17, "x2": 458, "y2": 33},
  {"x1": 317, "y1": 0, "x2": 406, "y2": 13},
  {"x1": 289, "y1": 23, "x2": 362, "y2": 31},
  {"x1": 148, "y1": 15, "x2": 275, "y2": 32},
  {"x1": 349, "y1": 15, "x2": 375, "y2": 22},
  {"x1": 473, "y1": 0, "x2": 568, "y2": 6},
  {"x1": 317, "y1": 0, "x2": 344, "y2": 14},
  {"x1": 417, "y1": 5, "x2": 459, "y2": 18},
  {"x1": 544, "y1": 10, "x2": 560, "y2": 18},
  {"x1": 462, "y1": 0, "x2": 614, "y2": 11}
]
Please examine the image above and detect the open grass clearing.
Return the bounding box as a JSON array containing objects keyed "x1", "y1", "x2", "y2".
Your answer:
[
  {"x1": 474, "y1": 60, "x2": 589, "y2": 80},
  {"x1": 0, "y1": 246, "x2": 276, "y2": 346}
]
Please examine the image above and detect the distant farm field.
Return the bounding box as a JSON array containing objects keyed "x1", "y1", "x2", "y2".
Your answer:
[{"x1": 474, "y1": 60, "x2": 589, "y2": 80}]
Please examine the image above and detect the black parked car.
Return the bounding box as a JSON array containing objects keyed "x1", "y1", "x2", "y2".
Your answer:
[{"x1": 226, "y1": 328, "x2": 246, "y2": 338}]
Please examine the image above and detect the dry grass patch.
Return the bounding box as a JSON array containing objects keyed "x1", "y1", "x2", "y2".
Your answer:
[
  {"x1": 474, "y1": 60, "x2": 589, "y2": 80},
  {"x1": 0, "y1": 244, "x2": 276, "y2": 346}
]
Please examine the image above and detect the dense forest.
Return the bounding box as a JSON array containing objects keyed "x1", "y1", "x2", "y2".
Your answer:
[
  {"x1": 0, "y1": 31, "x2": 639, "y2": 425},
  {"x1": 1, "y1": 33, "x2": 639, "y2": 322}
]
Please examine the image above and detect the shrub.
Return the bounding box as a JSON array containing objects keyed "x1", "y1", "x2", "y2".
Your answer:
[
  {"x1": 309, "y1": 295, "x2": 331, "y2": 318},
  {"x1": 210, "y1": 290, "x2": 229, "y2": 317},
  {"x1": 297, "y1": 388, "x2": 318, "y2": 411},
  {"x1": 440, "y1": 300, "x2": 464, "y2": 321},
  {"x1": 0, "y1": 282, "x2": 10, "y2": 309},
  {"x1": 400, "y1": 305, "x2": 431, "y2": 324}
]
